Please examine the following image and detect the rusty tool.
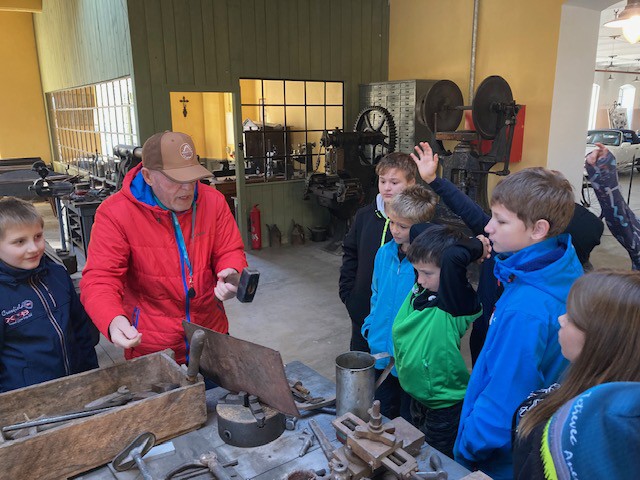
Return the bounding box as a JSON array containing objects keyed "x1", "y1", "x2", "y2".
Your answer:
[
  {"x1": 414, "y1": 454, "x2": 448, "y2": 480},
  {"x1": 1, "y1": 407, "x2": 114, "y2": 434},
  {"x1": 299, "y1": 429, "x2": 314, "y2": 457},
  {"x1": 163, "y1": 455, "x2": 240, "y2": 480},
  {"x1": 309, "y1": 419, "x2": 335, "y2": 461},
  {"x1": 186, "y1": 328, "x2": 206, "y2": 383},
  {"x1": 84, "y1": 385, "x2": 132, "y2": 410},
  {"x1": 112, "y1": 432, "x2": 156, "y2": 480}
]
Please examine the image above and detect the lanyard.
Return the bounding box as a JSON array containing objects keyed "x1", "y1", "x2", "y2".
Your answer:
[
  {"x1": 153, "y1": 193, "x2": 197, "y2": 302},
  {"x1": 380, "y1": 217, "x2": 390, "y2": 247}
]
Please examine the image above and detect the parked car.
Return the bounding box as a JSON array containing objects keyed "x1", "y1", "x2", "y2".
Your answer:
[{"x1": 586, "y1": 129, "x2": 640, "y2": 171}]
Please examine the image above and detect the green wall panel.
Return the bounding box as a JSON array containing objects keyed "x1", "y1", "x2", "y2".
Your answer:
[{"x1": 33, "y1": 0, "x2": 133, "y2": 93}]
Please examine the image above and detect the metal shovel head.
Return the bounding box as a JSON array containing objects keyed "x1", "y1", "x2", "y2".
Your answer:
[
  {"x1": 112, "y1": 432, "x2": 156, "y2": 471},
  {"x1": 183, "y1": 322, "x2": 300, "y2": 417}
]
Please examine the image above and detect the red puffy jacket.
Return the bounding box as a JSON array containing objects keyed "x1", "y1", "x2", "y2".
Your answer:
[{"x1": 80, "y1": 165, "x2": 247, "y2": 364}]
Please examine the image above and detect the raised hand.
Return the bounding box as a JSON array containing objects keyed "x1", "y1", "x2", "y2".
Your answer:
[{"x1": 410, "y1": 142, "x2": 439, "y2": 183}]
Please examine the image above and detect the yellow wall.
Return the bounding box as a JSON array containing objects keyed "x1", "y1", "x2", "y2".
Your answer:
[
  {"x1": 0, "y1": 11, "x2": 50, "y2": 162},
  {"x1": 170, "y1": 91, "x2": 233, "y2": 161},
  {"x1": 389, "y1": 0, "x2": 564, "y2": 172}
]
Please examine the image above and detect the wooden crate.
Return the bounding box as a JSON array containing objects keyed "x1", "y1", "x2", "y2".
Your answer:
[{"x1": 0, "y1": 351, "x2": 206, "y2": 479}]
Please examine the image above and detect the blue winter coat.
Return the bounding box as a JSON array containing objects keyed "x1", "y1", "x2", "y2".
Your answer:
[
  {"x1": 453, "y1": 234, "x2": 582, "y2": 480},
  {"x1": 361, "y1": 240, "x2": 415, "y2": 373},
  {"x1": 0, "y1": 257, "x2": 98, "y2": 392}
]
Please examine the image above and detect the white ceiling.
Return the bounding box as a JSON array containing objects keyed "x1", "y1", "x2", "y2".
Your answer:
[{"x1": 596, "y1": 1, "x2": 640, "y2": 72}]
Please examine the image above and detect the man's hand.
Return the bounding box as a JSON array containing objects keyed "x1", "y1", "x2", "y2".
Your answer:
[
  {"x1": 108, "y1": 315, "x2": 142, "y2": 349},
  {"x1": 410, "y1": 142, "x2": 439, "y2": 183},
  {"x1": 215, "y1": 268, "x2": 239, "y2": 301},
  {"x1": 476, "y1": 234, "x2": 492, "y2": 263},
  {"x1": 585, "y1": 142, "x2": 609, "y2": 166}
]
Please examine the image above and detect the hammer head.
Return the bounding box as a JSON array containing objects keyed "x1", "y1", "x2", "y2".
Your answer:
[{"x1": 112, "y1": 432, "x2": 156, "y2": 471}]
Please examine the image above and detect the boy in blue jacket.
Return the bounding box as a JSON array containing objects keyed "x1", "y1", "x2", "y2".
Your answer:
[
  {"x1": 361, "y1": 183, "x2": 436, "y2": 419},
  {"x1": 0, "y1": 197, "x2": 98, "y2": 392},
  {"x1": 340, "y1": 153, "x2": 418, "y2": 352},
  {"x1": 439, "y1": 167, "x2": 582, "y2": 480}
]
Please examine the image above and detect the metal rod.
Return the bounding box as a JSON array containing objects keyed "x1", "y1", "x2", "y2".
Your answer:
[
  {"x1": 2, "y1": 407, "x2": 114, "y2": 433},
  {"x1": 469, "y1": 0, "x2": 480, "y2": 102}
]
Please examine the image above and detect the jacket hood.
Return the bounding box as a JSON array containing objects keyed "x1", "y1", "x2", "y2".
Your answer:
[
  {"x1": 122, "y1": 164, "x2": 199, "y2": 209},
  {"x1": 493, "y1": 234, "x2": 581, "y2": 303},
  {"x1": 0, "y1": 257, "x2": 47, "y2": 286}
]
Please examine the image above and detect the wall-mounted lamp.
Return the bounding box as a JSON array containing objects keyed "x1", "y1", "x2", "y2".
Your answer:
[
  {"x1": 179, "y1": 96, "x2": 189, "y2": 117},
  {"x1": 608, "y1": 74, "x2": 615, "y2": 81},
  {"x1": 605, "y1": 2, "x2": 640, "y2": 44},
  {"x1": 635, "y1": 75, "x2": 640, "y2": 82}
]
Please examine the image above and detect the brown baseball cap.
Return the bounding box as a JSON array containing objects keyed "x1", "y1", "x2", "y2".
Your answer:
[{"x1": 141, "y1": 131, "x2": 212, "y2": 183}]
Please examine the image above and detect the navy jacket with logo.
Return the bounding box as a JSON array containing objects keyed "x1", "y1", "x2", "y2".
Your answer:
[{"x1": 0, "y1": 257, "x2": 98, "y2": 392}]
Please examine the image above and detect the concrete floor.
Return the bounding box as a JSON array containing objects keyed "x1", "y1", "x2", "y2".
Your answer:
[{"x1": 34, "y1": 171, "x2": 639, "y2": 381}]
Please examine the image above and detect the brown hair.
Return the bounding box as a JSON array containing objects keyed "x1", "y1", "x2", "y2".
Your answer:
[
  {"x1": 388, "y1": 184, "x2": 437, "y2": 224},
  {"x1": 491, "y1": 167, "x2": 574, "y2": 237},
  {"x1": 517, "y1": 270, "x2": 640, "y2": 438},
  {"x1": 375, "y1": 152, "x2": 418, "y2": 182},
  {"x1": 0, "y1": 197, "x2": 44, "y2": 240}
]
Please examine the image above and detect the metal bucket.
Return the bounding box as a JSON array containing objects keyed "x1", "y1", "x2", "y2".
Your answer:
[{"x1": 335, "y1": 351, "x2": 393, "y2": 421}]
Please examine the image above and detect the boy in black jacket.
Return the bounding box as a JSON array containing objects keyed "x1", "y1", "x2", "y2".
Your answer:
[
  {"x1": 0, "y1": 197, "x2": 98, "y2": 392},
  {"x1": 339, "y1": 153, "x2": 418, "y2": 352}
]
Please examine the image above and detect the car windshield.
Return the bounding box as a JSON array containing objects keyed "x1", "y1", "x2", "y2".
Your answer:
[{"x1": 587, "y1": 131, "x2": 621, "y2": 146}]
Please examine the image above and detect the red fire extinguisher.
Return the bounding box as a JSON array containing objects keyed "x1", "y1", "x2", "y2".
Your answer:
[{"x1": 250, "y1": 204, "x2": 262, "y2": 250}]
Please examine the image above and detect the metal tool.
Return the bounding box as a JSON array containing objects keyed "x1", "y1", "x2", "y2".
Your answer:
[
  {"x1": 183, "y1": 321, "x2": 299, "y2": 417},
  {"x1": 299, "y1": 429, "x2": 314, "y2": 457},
  {"x1": 112, "y1": 432, "x2": 156, "y2": 480},
  {"x1": 330, "y1": 400, "x2": 426, "y2": 480},
  {"x1": 163, "y1": 455, "x2": 240, "y2": 480},
  {"x1": 199, "y1": 452, "x2": 235, "y2": 480},
  {"x1": 216, "y1": 391, "x2": 286, "y2": 448},
  {"x1": 309, "y1": 419, "x2": 335, "y2": 461},
  {"x1": 1, "y1": 407, "x2": 114, "y2": 434},
  {"x1": 414, "y1": 454, "x2": 448, "y2": 480},
  {"x1": 84, "y1": 386, "x2": 132, "y2": 410},
  {"x1": 186, "y1": 329, "x2": 205, "y2": 382}
]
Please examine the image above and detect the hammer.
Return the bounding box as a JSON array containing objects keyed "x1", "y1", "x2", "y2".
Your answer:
[{"x1": 112, "y1": 432, "x2": 156, "y2": 480}]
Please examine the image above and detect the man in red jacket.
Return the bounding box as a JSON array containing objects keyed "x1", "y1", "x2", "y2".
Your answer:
[{"x1": 80, "y1": 131, "x2": 248, "y2": 364}]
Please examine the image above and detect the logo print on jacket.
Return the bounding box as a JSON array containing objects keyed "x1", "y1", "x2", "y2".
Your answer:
[{"x1": 3, "y1": 300, "x2": 34, "y2": 326}]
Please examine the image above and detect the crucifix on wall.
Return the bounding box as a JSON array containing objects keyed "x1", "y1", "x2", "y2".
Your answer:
[{"x1": 180, "y1": 96, "x2": 189, "y2": 117}]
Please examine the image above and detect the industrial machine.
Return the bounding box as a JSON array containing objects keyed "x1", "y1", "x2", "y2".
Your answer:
[
  {"x1": 303, "y1": 107, "x2": 397, "y2": 248},
  {"x1": 414, "y1": 75, "x2": 521, "y2": 216}
]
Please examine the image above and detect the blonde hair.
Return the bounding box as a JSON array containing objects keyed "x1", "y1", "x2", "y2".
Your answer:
[
  {"x1": 388, "y1": 184, "x2": 437, "y2": 224},
  {"x1": 0, "y1": 197, "x2": 44, "y2": 239},
  {"x1": 518, "y1": 270, "x2": 640, "y2": 438},
  {"x1": 491, "y1": 167, "x2": 574, "y2": 237}
]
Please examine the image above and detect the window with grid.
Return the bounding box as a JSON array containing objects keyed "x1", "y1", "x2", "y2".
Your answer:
[
  {"x1": 240, "y1": 79, "x2": 344, "y2": 182},
  {"x1": 47, "y1": 77, "x2": 138, "y2": 182}
]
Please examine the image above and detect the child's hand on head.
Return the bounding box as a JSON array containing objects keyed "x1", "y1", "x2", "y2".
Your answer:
[
  {"x1": 585, "y1": 142, "x2": 609, "y2": 166},
  {"x1": 476, "y1": 234, "x2": 492, "y2": 263},
  {"x1": 410, "y1": 142, "x2": 439, "y2": 183}
]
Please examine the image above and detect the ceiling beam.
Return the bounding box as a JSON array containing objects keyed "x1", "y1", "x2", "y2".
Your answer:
[{"x1": 0, "y1": 0, "x2": 42, "y2": 13}]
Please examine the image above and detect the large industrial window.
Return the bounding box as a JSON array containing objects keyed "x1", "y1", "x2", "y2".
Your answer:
[
  {"x1": 46, "y1": 77, "x2": 138, "y2": 183},
  {"x1": 240, "y1": 79, "x2": 344, "y2": 182}
]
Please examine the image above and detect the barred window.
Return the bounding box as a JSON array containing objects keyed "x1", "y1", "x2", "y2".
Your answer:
[
  {"x1": 240, "y1": 79, "x2": 344, "y2": 182},
  {"x1": 46, "y1": 77, "x2": 138, "y2": 183}
]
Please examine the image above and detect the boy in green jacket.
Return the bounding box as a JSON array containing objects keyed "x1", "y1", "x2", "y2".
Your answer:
[{"x1": 392, "y1": 224, "x2": 489, "y2": 458}]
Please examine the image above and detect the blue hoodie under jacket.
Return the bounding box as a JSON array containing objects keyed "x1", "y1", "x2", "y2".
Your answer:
[
  {"x1": 0, "y1": 257, "x2": 98, "y2": 392},
  {"x1": 453, "y1": 234, "x2": 582, "y2": 480},
  {"x1": 361, "y1": 240, "x2": 415, "y2": 373}
]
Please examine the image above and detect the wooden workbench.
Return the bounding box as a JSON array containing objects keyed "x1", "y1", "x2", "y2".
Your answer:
[{"x1": 77, "y1": 362, "x2": 474, "y2": 480}]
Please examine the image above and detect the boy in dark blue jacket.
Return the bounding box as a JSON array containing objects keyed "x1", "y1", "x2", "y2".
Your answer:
[
  {"x1": 0, "y1": 197, "x2": 98, "y2": 392},
  {"x1": 339, "y1": 153, "x2": 418, "y2": 352}
]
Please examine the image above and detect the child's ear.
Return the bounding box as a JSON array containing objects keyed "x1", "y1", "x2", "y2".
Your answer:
[{"x1": 531, "y1": 219, "x2": 550, "y2": 240}]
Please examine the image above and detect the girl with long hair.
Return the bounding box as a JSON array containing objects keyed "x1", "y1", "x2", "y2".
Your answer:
[{"x1": 513, "y1": 269, "x2": 640, "y2": 478}]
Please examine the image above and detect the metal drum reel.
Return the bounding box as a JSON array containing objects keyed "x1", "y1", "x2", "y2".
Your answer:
[{"x1": 416, "y1": 75, "x2": 520, "y2": 215}]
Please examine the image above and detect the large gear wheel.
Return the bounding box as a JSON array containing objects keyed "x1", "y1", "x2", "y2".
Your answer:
[{"x1": 353, "y1": 106, "x2": 397, "y2": 165}]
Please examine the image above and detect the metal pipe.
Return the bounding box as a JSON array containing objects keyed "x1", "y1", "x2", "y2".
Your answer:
[{"x1": 469, "y1": 0, "x2": 480, "y2": 103}]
